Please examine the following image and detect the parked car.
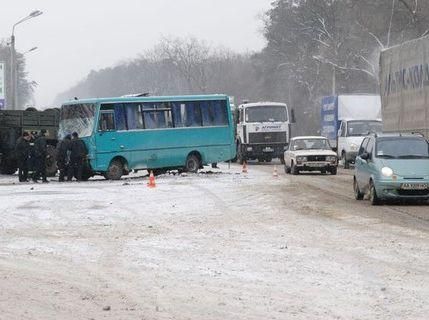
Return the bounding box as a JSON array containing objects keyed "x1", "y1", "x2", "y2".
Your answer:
[
  {"x1": 354, "y1": 133, "x2": 429, "y2": 205},
  {"x1": 284, "y1": 136, "x2": 338, "y2": 175}
]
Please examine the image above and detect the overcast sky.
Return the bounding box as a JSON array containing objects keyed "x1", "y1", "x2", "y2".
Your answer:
[{"x1": 1, "y1": 0, "x2": 273, "y2": 106}]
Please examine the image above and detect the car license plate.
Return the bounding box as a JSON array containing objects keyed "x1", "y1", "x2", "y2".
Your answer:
[
  {"x1": 400, "y1": 183, "x2": 428, "y2": 190},
  {"x1": 263, "y1": 147, "x2": 274, "y2": 152},
  {"x1": 308, "y1": 163, "x2": 325, "y2": 167}
]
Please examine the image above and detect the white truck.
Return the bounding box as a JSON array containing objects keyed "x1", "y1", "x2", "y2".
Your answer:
[
  {"x1": 321, "y1": 95, "x2": 382, "y2": 168},
  {"x1": 380, "y1": 35, "x2": 429, "y2": 137},
  {"x1": 235, "y1": 102, "x2": 293, "y2": 164}
]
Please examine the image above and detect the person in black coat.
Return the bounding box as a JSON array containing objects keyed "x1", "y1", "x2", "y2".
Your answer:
[
  {"x1": 32, "y1": 129, "x2": 49, "y2": 183},
  {"x1": 67, "y1": 132, "x2": 88, "y2": 181},
  {"x1": 15, "y1": 131, "x2": 31, "y2": 182},
  {"x1": 56, "y1": 134, "x2": 72, "y2": 182}
]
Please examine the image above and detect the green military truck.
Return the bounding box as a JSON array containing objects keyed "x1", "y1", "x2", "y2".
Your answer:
[{"x1": 0, "y1": 109, "x2": 59, "y2": 176}]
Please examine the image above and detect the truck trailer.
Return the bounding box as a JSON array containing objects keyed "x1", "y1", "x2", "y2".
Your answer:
[{"x1": 380, "y1": 35, "x2": 429, "y2": 137}]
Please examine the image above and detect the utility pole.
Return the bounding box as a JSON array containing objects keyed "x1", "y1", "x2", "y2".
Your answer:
[
  {"x1": 9, "y1": 10, "x2": 43, "y2": 110},
  {"x1": 0, "y1": 62, "x2": 5, "y2": 110},
  {"x1": 9, "y1": 34, "x2": 16, "y2": 110}
]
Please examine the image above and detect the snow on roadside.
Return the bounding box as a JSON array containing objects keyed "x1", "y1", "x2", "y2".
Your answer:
[
  {"x1": 1, "y1": 162, "x2": 427, "y2": 320},
  {"x1": 0, "y1": 163, "x2": 283, "y2": 260}
]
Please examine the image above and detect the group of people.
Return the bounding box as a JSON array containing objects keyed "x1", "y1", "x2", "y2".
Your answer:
[
  {"x1": 55, "y1": 132, "x2": 88, "y2": 182},
  {"x1": 15, "y1": 129, "x2": 49, "y2": 183},
  {"x1": 15, "y1": 130, "x2": 88, "y2": 183}
]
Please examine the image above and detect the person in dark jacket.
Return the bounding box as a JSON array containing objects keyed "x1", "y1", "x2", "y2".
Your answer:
[
  {"x1": 15, "y1": 131, "x2": 31, "y2": 182},
  {"x1": 27, "y1": 132, "x2": 37, "y2": 174},
  {"x1": 32, "y1": 129, "x2": 49, "y2": 183},
  {"x1": 67, "y1": 132, "x2": 88, "y2": 181},
  {"x1": 56, "y1": 134, "x2": 72, "y2": 182}
]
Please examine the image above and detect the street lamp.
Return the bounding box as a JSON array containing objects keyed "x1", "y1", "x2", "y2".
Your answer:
[
  {"x1": 10, "y1": 10, "x2": 43, "y2": 110},
  {"x1": 23, "y1": 47, "x2": 38, "y2": 55}
]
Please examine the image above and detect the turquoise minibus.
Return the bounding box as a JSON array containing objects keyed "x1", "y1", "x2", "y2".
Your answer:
[{"x1": 59, "y1": 94, "x2": 236, "y2": 180}]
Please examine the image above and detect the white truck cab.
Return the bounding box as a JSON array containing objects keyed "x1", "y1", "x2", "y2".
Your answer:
[
  {"x1": 236, "y1": 102, "x2": 292, "y2": 164},
  {"x1": 337, "y1": 119, "x2": 382, "y2": 168}
]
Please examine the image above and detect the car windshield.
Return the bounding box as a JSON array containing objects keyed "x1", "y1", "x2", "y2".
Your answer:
[
  {"x1": 292, "y1": 138, "x2": 331, "y2": 150},
  {"x1": 246, "y1": 105, "x2": 287, "y2": 122},
  {"x1": 376, "y1": 137, "x2": 429, "y2": 159},
  {"x1": 348, "y1": 121, "x2": 382, "y2": 137},
  {"x1": 59, "y1": 103, "x2": 96, "y2": 139}
]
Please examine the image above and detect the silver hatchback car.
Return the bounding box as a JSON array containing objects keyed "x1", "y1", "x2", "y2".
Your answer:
[{"x1": 354, "y1": 134, "x2": 429, "y2": 205}]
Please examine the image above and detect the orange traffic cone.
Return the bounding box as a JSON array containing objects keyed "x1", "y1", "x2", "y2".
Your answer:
[
  {"x1": 242, "y1": 161, "x2": 248, "y2": 174},
  {"x1": 273, "y1": 165, "x2": 279, "y2": 178},
  {"x1": 147, "y1": 171, "x2": 156, "y2": 188}
]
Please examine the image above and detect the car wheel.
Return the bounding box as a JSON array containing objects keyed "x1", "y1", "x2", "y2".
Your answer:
[
  {"x1": 291, "y1": 162, "x2": 299, "y2": 175},
  {"x1": 284, "y1": 164, "x2": 291, "y2": 174},
  {"x1": 354, "y1": 178, "x2": 364, "y2": 200},
  {"x1": 342, "y1": 152, "x2": 350, "y2": 169},
  {"x1": 330, "y1": 167, "x2": 337, "y2": 175},
  {"x1": 369, "y1": 180, "x2": 381, "y2": 205}
]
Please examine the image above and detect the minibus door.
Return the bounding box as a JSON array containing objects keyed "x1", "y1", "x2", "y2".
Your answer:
[{"x1": 95, "y1": 110, "x2": 129, "y2": 170}]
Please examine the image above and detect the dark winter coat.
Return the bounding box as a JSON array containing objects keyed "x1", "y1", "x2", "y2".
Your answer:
[
  {"x1": 56, "y1": 139, "x2": 72, "y2": 162},
  {"x1": 70, "y1": 139, "x2": 87, "y2": 161},
  {"x1": 15, "y1": 137, "x2": 30, "y2": 161},
  {"x1": 34, "y1": 135, "x2": 47, "y2": 158}
]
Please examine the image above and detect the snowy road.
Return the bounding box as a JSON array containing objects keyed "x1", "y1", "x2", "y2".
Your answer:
[{"x1": 0, "y1": 163, "x2": 428, "y2": 320}]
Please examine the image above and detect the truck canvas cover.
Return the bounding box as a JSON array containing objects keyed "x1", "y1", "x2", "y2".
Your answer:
[
  {"x1": 380, "y1": 35, "x2": 429, "y2": 136},
  {"x1": 337, "y1": 95, "x2": 381, "y2": 120},
  {"x1": 321, "y1": 95, "x2": 381, "y2": 143}
]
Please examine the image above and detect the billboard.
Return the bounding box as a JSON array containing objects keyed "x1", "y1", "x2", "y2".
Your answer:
[{"x1": 0, "y1": 62, "x2": 5, "y2": 110}]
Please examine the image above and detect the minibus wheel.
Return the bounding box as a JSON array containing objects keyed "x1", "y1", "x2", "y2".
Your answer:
[
  {"x1": 105, "y1": 160, "x2": 123, "y2": 180},
  {"x1": 185, "y1": 154, "x2": 200, "y2": 173}
]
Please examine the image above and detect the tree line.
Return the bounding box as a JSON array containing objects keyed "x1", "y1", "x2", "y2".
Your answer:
[{"x1": 4, "y1": 0, "x2": 429, "y2": 133}]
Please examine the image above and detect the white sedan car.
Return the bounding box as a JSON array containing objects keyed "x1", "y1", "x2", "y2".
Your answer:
[{"x1": 284, "y1": 136, "x2": 338, "y2": 175}]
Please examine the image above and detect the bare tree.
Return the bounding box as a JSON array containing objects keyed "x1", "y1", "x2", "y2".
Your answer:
[{"x1": 156, "y1": 37, "x2": 211, "y2": 93}]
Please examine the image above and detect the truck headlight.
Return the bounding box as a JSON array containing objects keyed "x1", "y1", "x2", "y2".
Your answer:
[
  {"x1": 350, "y1": 143, "x2": 359, "y2": 151},
  {"x1": 247, "y1": 147, "x2": 253, "y2": 151},
  {"x1": 326, "y1": 156, "x2": 337, "y2": 162},
  {"x1": 297, "y1": 156, "x2": 307, "y2": 162},
  {"x1": 381, "y1": 167, "x2": 394, "y2": 177}
]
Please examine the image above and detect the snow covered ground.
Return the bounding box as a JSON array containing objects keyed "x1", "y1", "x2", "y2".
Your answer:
[{"x1": 0, "y1": 163, "x2": 428, "y2": 319}]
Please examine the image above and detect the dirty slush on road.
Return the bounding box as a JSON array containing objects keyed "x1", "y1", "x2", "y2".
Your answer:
[{"x1": 0, "y1": 164, "x2": 428, "y2": 320}]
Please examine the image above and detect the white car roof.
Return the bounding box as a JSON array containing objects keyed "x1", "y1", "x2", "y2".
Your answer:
[
  {"x1": 341, "y1": 119, "x2": 382, "y2": 122},
  {"x1": 239, "y1": 102, "x2": 287, "y2": 108},
  {"x1": 291, "y1": 136, "x2": 328, "y2": 140}
]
